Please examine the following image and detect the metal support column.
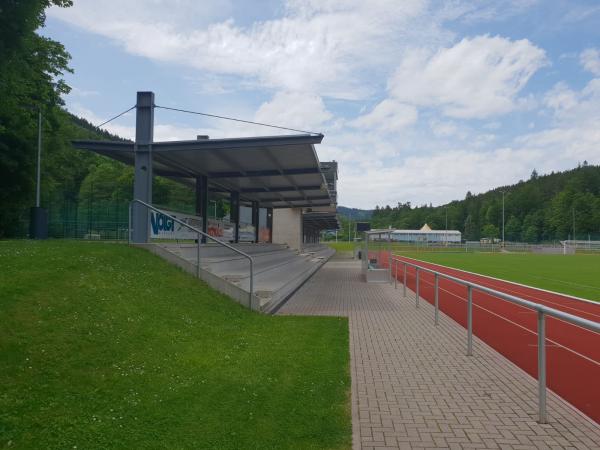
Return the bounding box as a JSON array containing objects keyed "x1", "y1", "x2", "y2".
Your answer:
[
  {"x1": 415, "y1": 268, "x2": 420, "y2": 308},
  {"x1": 403, "y1": 263, "x2": 407, "y2": 297},
  {"x1": 434, "y1": 273, "x2": 439, "y2": 325},
  {"x1": 266, "y1": 208, "x2": 273, "y2": 243},
  {"x1": 467, "y1": 286, "x2": 473, "y2": 356},
  {"x1": 538, "y1": 311, "x2": 547, "y2": 423},
  {"x1": 195, "y1": 175, "x2": 208, "y2": 243},
  {"x1": 251, "y1": 201, "x2": 259, "y2": 243},
  {"x1": 230, "y1": 191, "x2": 240, "y2": 243},
  {"x1": 132, "y1": 91, "x2": 155, "y2": 243}
]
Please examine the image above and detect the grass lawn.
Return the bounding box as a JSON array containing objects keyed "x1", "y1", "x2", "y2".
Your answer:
[
  {"x1": 394, "y1": 251, "x2": 600, "y2": 302},
  {"x1": 325, "y1": 242, "x2": 356, "y2": 253},
  {"x1": 0, "y1": 241, "x2": 350, "y2": 449}
]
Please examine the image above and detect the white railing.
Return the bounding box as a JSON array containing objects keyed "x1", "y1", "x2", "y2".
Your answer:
[
  {"x1": 390, "y1": 255, "x2": 600, "y2": 424},
  {"x1": 129, "y1": 199, "x2": 254, "y2": 308}
]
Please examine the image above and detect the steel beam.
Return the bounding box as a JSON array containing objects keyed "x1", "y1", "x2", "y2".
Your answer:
[
  {"x1": 207, "y1": 168, "x2": 320, "y2": 178},
  {"x1": 231, "y1": 191, "x2": 240, "y2": 243},
  {"x1": 196, "y1": 175, "x2": 208, "y2": 243},
  {"x1": 266, "y1": 208, "x2": 273, "y2": 243},
  {"x1": 132, "y1": 91, "x2": 154, "y2": 243},
  {"x1": 252, "y1": 201, "x2": 259, "y2": 243}
]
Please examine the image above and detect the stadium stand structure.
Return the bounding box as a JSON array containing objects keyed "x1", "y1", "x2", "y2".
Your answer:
[{"x1": 73, "y1": 91, "x2": 338, "y2": 312}]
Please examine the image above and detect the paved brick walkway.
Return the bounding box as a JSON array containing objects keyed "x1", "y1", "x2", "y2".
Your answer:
[{"x1": 278, "y1": 260, "x2": 600, "y2": 450}]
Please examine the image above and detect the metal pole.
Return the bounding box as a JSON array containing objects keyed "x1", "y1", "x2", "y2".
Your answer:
[
  {"x1": 434, "y1": 273, "x2": 439, "y2": 325},
  {"x1": 403, "y1": 263, "x2": 407, "y2": 297},
  {"x1": 394, "y1": 258, "x2": 397, "y2": 289},
  {"x1": 128, "y1": 203, "x2": 132, "y2": 244},
  {"x1": 348, "y1": 212, "x2": 351, "y2": 243},
  {"x1": 501, "y1": 193, "x2": 504, "y2": 244},
  {"x1": 249, "y1": 259, "x2": 254, "y2": 309},
  {"x1": 445, "y1": 207, "x2": 448, "y2": 247},
  {"x1": 388, "y1": 232, "x2": 392, "y2": 283},
  {"x1": 415, "y1": 268, "x2": 420, "y2": 308},
  {"x1": 538, "y1": 311, "x2": 547, "y2": 423},
  {"x1": 572, "y1": 207, "x2": 575, "y2": 241},
  {"x1": 196, "y1": 233, "x2": 201, "y2": 278},
  {"x1": 467, "y1": 286, "x2": 473, "y2": 356},
  {"x1": 36, "y1": 108, "x2": 42, "y2": 207}
]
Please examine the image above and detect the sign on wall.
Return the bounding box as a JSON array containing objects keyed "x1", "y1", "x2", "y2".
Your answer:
[{"x1": 149, "y1": 209, "x2": 202, "y2": 240}]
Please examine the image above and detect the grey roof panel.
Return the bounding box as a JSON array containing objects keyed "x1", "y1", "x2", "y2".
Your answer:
[{"x1": 72, "y1": 134, "x2": 336, "y2": 209}]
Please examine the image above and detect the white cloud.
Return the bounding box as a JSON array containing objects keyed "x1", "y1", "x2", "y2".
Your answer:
[
  {"x1": 429, "y1": 119, "x2": 460, "y2": 138},
  {"x1": 543, "y1": 82, "x2": 579, "y2": 114},
  {"x1": 69, "y1": 104, "x2": 220, "y2": 142},
  {"x1": 50, "y1": 1, "x2": 232, "y2": 32},
  {"x1": 51, "y1": 1, "x2": 600, "y2": 209},
  {"x1": 522, "y1": 77, "x2": 600, "y2": 164},
  {"x1": 48, "y1": 0, "x2": 446, "y2": 99},
  {"x1": 336, "y1": 147, "x2": 543, "y2": 208},
  {"x1": 351, "y1": 100, "x2": 418, "y2": 132},
  {"x1": 254, "y1": 91, "x2": 332, "y2": 132},
  {"x1": 388, "y1": 35, "x2": 548, "y2": 118},
  {"x1": 580, "y1": 48, "x2": 600, "y2": 76}
]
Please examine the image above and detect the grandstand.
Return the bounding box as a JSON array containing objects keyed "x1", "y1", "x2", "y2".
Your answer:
[{"x1": 73, "y1": 91, "x2": 338, "y2": 312}]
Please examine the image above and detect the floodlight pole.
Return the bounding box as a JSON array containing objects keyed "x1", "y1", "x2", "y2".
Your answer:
[
  {"x1": 348, "y1": 211, "x2": 352, "y2": 242},
  {"x1": 501, "y1": 191, "x2": 505, "y2": 246},
  {"x1": 572, "y1": 207, "x2": 576, "y2": 241},
  {"x1": 35, "y1": 108, "x2": 42, "y2": 207},
  {"x1": 445, "y1": 207, "x2": 448, "y2": 246}
]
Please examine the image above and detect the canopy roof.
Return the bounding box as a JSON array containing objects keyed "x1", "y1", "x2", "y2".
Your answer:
[{"x1": 73, "y1": 134, "x2": 336, "y2": 209}]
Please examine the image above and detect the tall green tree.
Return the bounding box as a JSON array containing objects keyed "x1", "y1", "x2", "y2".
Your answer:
[{"x1": 0, "y1": 0, "x2": 73, "y2": 236}]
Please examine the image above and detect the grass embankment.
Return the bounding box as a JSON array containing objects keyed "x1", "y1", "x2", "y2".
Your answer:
[
  {"x1": 395, "y1": 251, "x2": 600, "y2": 302},
  {"x1": 0, "y1": 241, "x2": 350, "y2": 449}
]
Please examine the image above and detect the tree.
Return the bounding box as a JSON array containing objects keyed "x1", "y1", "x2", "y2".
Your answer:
[
  {"x1": 0, "y1": 0, "x2": 73, "y2": 237},
  {"x1": 522, "y1": 225, "x2": 539, "y2": 243},
  {"x1": 504, "y1": 216, "x2": 521, "y2": 242},
  {"x1": 464, "y1": 214, "x2": 477, "y2": 241},
  {"x1": 481, "y1": 224, "x2": 499, "y2": 239},
  {"x1": 359, "y1": 164, "x2": 600, "y2": 244}
]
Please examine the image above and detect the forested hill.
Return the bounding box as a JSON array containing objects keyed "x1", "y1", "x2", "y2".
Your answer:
[
  {"x1": 337, "y1": 206, "x2": 372, "y2": 220},
  {"x1": 370, "y1": 165, "x2": 600, "y2": 242},
  {"x1": 1, "y1": 100, "x2": 196, "y2": 239}
]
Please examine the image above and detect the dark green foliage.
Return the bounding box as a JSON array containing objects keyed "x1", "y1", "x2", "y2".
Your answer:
[
  {"x1": 371, "y1": 165, "x2": 600, "y2": 242},
  {"x1": 0, "y1": 1, "x2": 73, "y2": 236},
  {"x1": 0, "y1": 1, "x2": 194, "y2": 237}
]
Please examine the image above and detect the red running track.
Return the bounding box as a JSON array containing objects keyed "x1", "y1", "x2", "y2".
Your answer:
[{"x1": 373, "y1": 251, "x2": 600, "y2": 424}]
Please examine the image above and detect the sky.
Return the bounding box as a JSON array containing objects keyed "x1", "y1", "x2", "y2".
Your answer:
[{"x1": 44, "y1": 0, "x2": 600, "y2": 209}]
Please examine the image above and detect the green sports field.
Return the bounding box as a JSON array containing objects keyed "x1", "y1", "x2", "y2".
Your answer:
[{"x1": 391, "y1": 251, "x2": 600, "y2": 302}]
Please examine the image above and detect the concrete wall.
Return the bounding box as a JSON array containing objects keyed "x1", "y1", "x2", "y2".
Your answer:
[{"x1": 272, "y1": 208, "x2": 302, "y2": 250}]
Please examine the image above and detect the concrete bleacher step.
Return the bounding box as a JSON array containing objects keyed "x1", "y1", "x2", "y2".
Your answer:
[
  {"x1": 234, "y1": 246, "x2": 335, "y2": 312},
  {"x1": 146, "y1": 242, "x2": 333, "y2": 312}
]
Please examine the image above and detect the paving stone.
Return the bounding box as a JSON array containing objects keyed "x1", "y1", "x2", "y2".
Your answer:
[{"x1": 278, "y1": 260, "x2": 600, "y2": 450}]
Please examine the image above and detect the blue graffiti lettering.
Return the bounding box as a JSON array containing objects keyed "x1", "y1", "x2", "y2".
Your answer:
[{"x1": 151, "y1": 212, "x2": 175, "y2": 234}]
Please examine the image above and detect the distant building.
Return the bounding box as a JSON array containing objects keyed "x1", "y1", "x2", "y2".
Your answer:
[{"x1": 390, "y1": 223, "x2": 461, "y2": 243}]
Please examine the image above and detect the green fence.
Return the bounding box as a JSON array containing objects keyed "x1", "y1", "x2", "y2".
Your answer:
[{"x1": 46, "y1": 198, "x2": 130, "y2": 240}]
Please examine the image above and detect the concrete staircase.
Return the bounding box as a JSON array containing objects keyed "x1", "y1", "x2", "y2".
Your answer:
[{"x1": 141, "y1": 242, "x2": 334, "y2": 313}]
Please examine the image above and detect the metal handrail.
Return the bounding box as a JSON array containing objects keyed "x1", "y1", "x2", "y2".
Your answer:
[
  {"x1": 128, "y1": 199, "x2": 254, "y2": 308},
  {"x1": 388, "y1": 253, "x2": 600, "y2": 424}
]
